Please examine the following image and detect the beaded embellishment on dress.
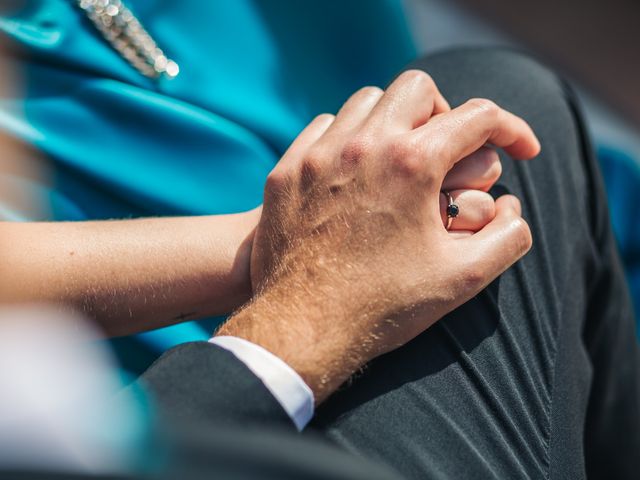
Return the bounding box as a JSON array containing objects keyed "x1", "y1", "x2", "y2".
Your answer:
[{"x1": 75, "y1": 0, "x2": 179, "y2": 79}]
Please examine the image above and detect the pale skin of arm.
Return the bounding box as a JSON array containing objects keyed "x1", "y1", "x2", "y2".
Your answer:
[
  {"x1": 0, "y1": 211, "x2": 260, "y2": 337},
  {"x1": 0, "y1": 77, "x2": 503, "y2": 339}
]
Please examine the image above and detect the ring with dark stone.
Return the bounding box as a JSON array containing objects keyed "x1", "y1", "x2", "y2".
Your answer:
[
  {"x1": 441, "y1": 190, "x2": 459, "y2": 230},
  {"x1": 447, "y1": 203, "x2": 460, "y2": 218}
]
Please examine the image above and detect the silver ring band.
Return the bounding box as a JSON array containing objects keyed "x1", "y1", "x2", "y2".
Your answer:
[{"x1": 442, "y1": 190, "x2": 460, "y2": 230}]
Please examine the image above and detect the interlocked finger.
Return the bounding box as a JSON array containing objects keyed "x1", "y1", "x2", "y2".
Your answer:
[{"x1": 439, "y1": 189, "x2": 496, "y2": 232}]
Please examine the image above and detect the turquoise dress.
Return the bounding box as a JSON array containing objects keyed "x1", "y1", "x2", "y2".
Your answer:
[{"x1": 0, "y1": 0, "x2": 417, "y2": 373}]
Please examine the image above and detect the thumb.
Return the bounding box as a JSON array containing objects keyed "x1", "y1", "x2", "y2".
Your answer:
[{"x1": 454, "y1": 194, "x2": 532, "y2": 290}]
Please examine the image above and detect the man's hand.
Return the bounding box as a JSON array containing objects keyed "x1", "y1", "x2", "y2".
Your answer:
[{"x1": 218, "y1": 70, "x2": 540, "y2": 403}]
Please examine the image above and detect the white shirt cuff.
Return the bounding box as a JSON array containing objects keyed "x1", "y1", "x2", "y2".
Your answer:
[{"x1": 209, "y1": 336, "x2": 314, "y2": 431}]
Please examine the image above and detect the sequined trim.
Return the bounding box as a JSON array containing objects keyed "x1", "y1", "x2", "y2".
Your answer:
[{"x1": 76, "y1": 0, "x2": 179, "y2": 79}]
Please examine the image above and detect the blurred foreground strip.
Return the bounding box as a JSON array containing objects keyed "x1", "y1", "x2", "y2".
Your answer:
[{"x1": 0, "y1": 306, "x2": 149, "y2": 473}]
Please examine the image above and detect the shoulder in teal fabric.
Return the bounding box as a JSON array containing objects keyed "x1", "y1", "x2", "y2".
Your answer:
[{"x1": 0, "y1": 0, "x2": 417, "y2": 373}]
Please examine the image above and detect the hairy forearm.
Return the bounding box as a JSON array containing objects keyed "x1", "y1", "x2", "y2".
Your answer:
[
  {"x1": 217, "y1": 260, "x2": 377, "y2": 405},
  {"x1": 0, "y1": 210, "x2": 259, "y2": 336}
]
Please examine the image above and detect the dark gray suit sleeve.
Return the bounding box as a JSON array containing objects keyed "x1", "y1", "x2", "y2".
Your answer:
[
  {"x1": 128, "y1": 341, "x2": 405, "y2": 480},
  {"x1": 138, "y1": 341, "x2": 295, "y2": 430}
]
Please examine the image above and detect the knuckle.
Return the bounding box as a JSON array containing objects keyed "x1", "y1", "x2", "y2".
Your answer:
[
  {"x1": 265, "y1": 168, "x2": 290, "y2": 194},
  {"x1": 386, "y1": 136, "x2": 414, "y2": 159},
  {"x1": 467, "y1": 98, "x2": 500, "y2": 118},
  {"x1": 391, "y1": 153, "x2": 424, "y2": 179},
  {"x1": 300, "y1": 150, "x2": 325, "y2": 181},
  {"x1": 397, "y1": 69, "x2": 436, "y2": 92},
  {"x1": 510, "y1": 217, "x2": 533, "y2": 254},
  {"x1": 341, "y1": 135, "x2": 373, "y2": 167},
  {"x1": 460, "y1": 265, "x2": 486, "y2": 291},
  {"x1": 386, "y1": 137, "x2": 422, "y2": 176},
  {"x1": 356, "y1": 85, "x2": 384, "y2": 99}
]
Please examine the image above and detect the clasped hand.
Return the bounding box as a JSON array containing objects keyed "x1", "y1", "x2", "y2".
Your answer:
[{"x1": 219, "y1": 70, "x2": 540, "y2": 403}]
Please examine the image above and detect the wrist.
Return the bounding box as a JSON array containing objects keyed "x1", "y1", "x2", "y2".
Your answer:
[
  {"x1": 205, "y1": 208, "x2": 261, "y2": 312},
  {"x1": 224, "y1": 214, "x2": 256, "y2": 302},
  {"x1": 216, "y1": 270, "x2": 373, "y2": 404}
]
